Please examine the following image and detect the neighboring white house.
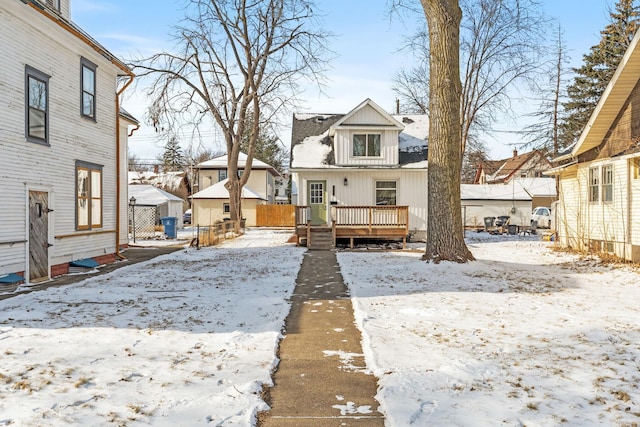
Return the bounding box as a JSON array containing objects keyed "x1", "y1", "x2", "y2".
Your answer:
[
  {"x1": 548, "y1": 29, "x2": 640, "y2": 263},
  {"x1": 193, "y1": 152, "x2": 280, "y2": 203},
  {"x1": 128, "y1": 185, "x2": 185, "y2": 229},
  {"x1": 128, "y1": 170, "x2": 191, "y2": 209},
  {"x1": 290, "y1": 98, "x2": 429, "y2": 239},
  {"x1": 190, "y1": 179, "x2": 267, "y2": 226},
  {"x1": 0, "y1": 0, "x2": 135, "y2": 284}
]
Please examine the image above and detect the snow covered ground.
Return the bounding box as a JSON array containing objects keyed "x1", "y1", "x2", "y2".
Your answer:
[
  {"x1": 339, "y1": 233, "x2": 640, "y2": 426},
  {"x1": 0, "y1": 228, "x2": 304, "y2": 426},
  {"x1": 1, "y1": 229, "x2": 639, "y2": 426}
]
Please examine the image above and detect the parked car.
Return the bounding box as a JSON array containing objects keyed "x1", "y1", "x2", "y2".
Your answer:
[
  {"x1": 531, "y1": 206, "x2": 551, "y2": 228},
  {"x1": 183, "y1": 209, "x2": 192, "y2": 225}
]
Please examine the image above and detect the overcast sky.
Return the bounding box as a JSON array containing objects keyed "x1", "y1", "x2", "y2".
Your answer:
[{"x1": 71, "y1": 0, "x2": 616, "y2": 161}]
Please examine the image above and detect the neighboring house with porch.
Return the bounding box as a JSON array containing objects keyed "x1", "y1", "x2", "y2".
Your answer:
[
  {"x1": 0, "y1": 0, "x2": 136, "y2": 286},
  {"x1": 290, "y1": 98, "x2": 428, "y2": 247},
  {"x1": 548, "y1": 29, "x2": 640, "y2": 263},
  {"x1": 475, "y1": 149, "x2": 552, "y2": 184}
]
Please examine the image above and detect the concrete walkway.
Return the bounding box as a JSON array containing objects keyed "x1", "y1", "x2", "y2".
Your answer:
[{"x1": 259, "y1": 250, "x2": 385, "y2": 427}]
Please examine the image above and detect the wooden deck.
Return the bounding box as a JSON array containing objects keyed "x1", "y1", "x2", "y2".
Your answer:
[{"x1": 295, "y1": 205, "x2": 409, "y2": 249}]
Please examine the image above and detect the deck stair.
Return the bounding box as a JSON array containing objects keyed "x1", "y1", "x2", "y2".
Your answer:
[{"x1": 307, "y1": 226, "x2": 333, "y2": 250}]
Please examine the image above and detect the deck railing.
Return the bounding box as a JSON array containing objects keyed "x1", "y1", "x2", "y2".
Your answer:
[
  {"x1": 295, "y1": 205, "x2": 311, "y2": 226},
  {"x1": 331, "y1": 206, "x2": 409, "y2": 229}
]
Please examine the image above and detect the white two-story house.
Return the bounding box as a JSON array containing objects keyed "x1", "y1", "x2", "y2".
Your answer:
[
  {"x1": 290, "y1": 98, "x2": 428, "y2": 244},
  {"x1": 0, "y1": 0, "x2": 135, "y2": 285}
]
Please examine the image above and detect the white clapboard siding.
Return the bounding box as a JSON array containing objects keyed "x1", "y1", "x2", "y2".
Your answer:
[
  {"x1": 1, "y1": 2, "x2": 126, "y2": 276},
  {"x1": 294, "y1": 169, "x2": 427, "y2": 234}
]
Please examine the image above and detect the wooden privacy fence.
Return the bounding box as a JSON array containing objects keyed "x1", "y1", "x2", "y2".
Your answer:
[{"x1": 256, "y1": 204, "x2": 296, "y2": 227}]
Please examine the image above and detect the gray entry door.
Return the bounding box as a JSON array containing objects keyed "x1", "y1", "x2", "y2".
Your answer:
[{"x1": 29, "y1": 191, "x2": 50, "y2": 282}]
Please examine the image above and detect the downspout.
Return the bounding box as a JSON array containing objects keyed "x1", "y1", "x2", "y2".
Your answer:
[{"x1": 115, "y1": 74, "x2": 135, "y2": 260}]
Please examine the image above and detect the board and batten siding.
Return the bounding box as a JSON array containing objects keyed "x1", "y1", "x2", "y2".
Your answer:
[
  {"x1": 1, "y1": 2, "x2": 125, "y2": 276},
  {"x1": 294, "y1": 169, "x2": 427, "y2": 236},
  {"x1": 333, "y1": 130, "x2": 399, "y2": 166}
]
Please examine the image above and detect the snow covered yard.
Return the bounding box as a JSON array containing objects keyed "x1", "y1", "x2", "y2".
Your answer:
[
  {"x1": 0, "y1": 229, "x2": 304, "y2": 426},
  {"x1": 339, "y1": 233, "x2": 640, "y2": 426}
]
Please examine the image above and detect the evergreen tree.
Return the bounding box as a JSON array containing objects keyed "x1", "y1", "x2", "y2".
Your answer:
[
  {"x1": 161, "y1": 137, "x2": 186, "y2": 172},
  {"x1": 560, "y1": 0, "x2": 640, "y2": 148},
  {"x1": 240, "y1": 114, "x2": 288, "y2": 173}
]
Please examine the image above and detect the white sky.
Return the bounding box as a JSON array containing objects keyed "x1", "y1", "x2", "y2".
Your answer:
[
  {"x1": 71, "y1": 0, "x2": 615, "y2": 161},
  {"x1": 1, "y1": 228, "x2": 639, "y2": 425}
]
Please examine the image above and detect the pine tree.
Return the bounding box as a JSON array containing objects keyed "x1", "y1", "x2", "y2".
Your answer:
[
  {"x1": 161, "y1": 137, "x2": 186, "y2": 172},
  {"x1": 560, "y1": 0, "x2": 640, "y2": 147}
]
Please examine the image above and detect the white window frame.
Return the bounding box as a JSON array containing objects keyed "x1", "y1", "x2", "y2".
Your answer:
[{"x1": 602, "y1": 164, "x2": 613, "y2": 203}]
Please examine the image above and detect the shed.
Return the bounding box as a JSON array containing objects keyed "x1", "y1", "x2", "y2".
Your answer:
[
  {"x1": 191, "y1": 179, "x2": 267, "y2": 226},
  {"x1": 128, "y1": 185, "x2": 185, "y2": 228}
]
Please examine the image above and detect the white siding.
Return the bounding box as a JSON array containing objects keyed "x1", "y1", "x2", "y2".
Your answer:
[
  {"x1": 293, "y1": 169, "x2": 427, "y2": 235},
  {"x1": 0, "y1": 2, "x2": 126, "y2": 277},
  {"x1": 333, "y1": 129, "x2": 399, "y2": 166}
]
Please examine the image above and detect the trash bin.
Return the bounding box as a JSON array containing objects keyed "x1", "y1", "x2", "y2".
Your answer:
[
  {"x1": 483, "y1": 216, "x2": 495, "y2": 231},
  {"x1": 161, "y1": 216, "x2": 177, "y2": 239},
  {"x1": 508, "y1": 224, "x2": 518, "y2": 235}
]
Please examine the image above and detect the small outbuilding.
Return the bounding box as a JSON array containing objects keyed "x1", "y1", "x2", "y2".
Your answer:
[
  {"x1": 128, "y1": 185, "x2": 185, "y2": 229},
  {"x1": 191, "y1": 179, "x2": 267, "y2": 226}
]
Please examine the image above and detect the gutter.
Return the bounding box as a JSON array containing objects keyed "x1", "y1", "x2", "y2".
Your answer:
[{"x1": 115, "y1": 76, "x2": 135, "y2": 259}]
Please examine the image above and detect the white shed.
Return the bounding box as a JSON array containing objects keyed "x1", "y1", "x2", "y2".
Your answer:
[{"x1": 128, "y1": 185, "x2": 185, "y2": 228}]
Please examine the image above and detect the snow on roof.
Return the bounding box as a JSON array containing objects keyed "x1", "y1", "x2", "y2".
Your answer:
[
  {"x1": 291, "y1": 131, "x2": 332, "y2": 168},
  {"x1": 401, "y1": 160, "x2": 428, "y2": 169},
  {"x1": 513, "y1": 178, "x2": 557, "y2": 197},
  {"x1": 196, "y1": 152, "x2": 276, "y2": 173},
  {"x1": 128, "y1": 184, "x2": 184, "y2": 205},
  {"x1": 191, "y1": 179, "x2": 266, "y2": 200},
  {"x1": 461, "y1": 183, "x2": 532, "y2": 201},
  {"x1": 394, "y1": 115, "x2": 428, "y2": 151},
  {"x1": 293, "y1": 113, "x2": 339, "y2": 121},
  {"x1": 128, "y1": 171, "x2": 186, "y2": 192}
]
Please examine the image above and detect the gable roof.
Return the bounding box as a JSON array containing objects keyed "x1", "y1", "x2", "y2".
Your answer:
[
  {"x1": 290, "y1": 99, "x2": 428, "y2": 169},
  {"x1": 558, "y1": 29, "x2": 640, "y2": 160},
  {"x1": 195, "y1": 152, "x2": 279, "y2": 176},
  {"x1": 329, "y1": 98, "x2": 404, "y2": 134},
  {"x1": 191, "y1": 179, "x2": 266, "y2": 200},
  {"x1": 128, "y1": 184, "x2": 184, "y2": 206},
  {"x1": 477, "y1": 150, "x2": 550, "y2": 183}
]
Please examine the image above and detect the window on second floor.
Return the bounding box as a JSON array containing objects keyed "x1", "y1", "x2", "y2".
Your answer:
[
  {"x1": 81, "y1": 58, "x2": 96, "y2": 119},
  {"x1": 588, "y1": 167, "x2": 599, "y2": 202},
  {"x1": 353, "y1": 134, "x2": 381, "y2": 157},
  {"x1": 45, "y1": 0, "x2": 60, "y2": 11},
  {"x1": 25, "y1": 66, "x2": 50, "y2": 145}
]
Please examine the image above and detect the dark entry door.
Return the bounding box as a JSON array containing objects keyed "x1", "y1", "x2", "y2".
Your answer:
[{"x1": 29, "y1": 191, "x2": 50, "y2": 282}]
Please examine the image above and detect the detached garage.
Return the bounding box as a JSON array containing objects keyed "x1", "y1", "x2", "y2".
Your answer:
[{"x1": 461, "y1": 183, "x2": 532, "y2": 228}]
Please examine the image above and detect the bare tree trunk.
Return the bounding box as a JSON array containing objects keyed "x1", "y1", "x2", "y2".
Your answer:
[{"x1": 421, "y1": 0, "x2": 474, "y2": 263}]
